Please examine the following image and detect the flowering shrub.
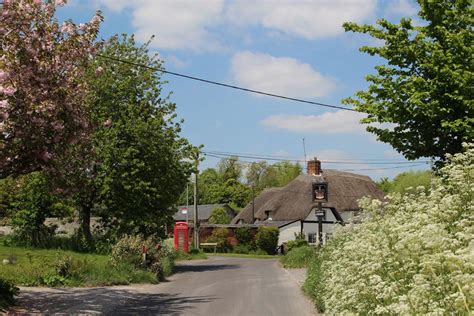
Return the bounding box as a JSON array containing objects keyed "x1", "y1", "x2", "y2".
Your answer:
[
  {"x1": 0, "y1": 0, "x2": 102, "y2": 176},
  {"x1": 307, "y1": 144, "x2": 473, "y2": 314}
]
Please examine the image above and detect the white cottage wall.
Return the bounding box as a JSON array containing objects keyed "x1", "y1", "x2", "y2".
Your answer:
[{"x1": 277, "y1": 221, "x2": 301, "y2": 245}]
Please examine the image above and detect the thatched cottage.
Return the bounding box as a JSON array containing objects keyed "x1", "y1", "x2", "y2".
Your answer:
[
  {"x1": 173, "y1": 204, "x2": 236, "y2": 224},
  {"x1": 231, "y1": 158, "x2": 384, "y2": 245}
]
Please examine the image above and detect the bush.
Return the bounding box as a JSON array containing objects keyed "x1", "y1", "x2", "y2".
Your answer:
[
  {"x1": 0, "y1": 278, "x2": 19, "y2": 310},
  {"x1": 235, "y1": 227, "x2": 253, "y2": 245},
  {"x1": 233, "y1": 244, "x2": 251, "y2": 254},
  {"x1": 204, "y1": 228, "x2": 230, "y2": 252},
  {"x1": 110, "y1": 235, "x2": 175, "y2": 280},
  {"x1": 303, "y1": 248, "x2": 327, "y2": 313},
  {"x1": 255, "y1": 226, "x2": 279, "y2": 255},
  {"x1": 281, "y1": 246, "x2": 315, "y2": 268},
  {"x1": 284, "y1": 233, "x2": 308, "y2": 253},
  {"x1": 208, "y1": 207, "x2": 231, "y2": 224},
  {"x1": 307, "y1": 144, "x2": 474, "y2": 314}
]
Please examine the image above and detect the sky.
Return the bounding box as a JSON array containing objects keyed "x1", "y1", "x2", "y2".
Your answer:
[{"x1": 56, "y1": 0, "x2": 430, "y2": 180}]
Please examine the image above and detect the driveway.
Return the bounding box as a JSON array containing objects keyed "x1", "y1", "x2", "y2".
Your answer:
[{"x1": 10, "y1": 256, "x2": 316, "y2": 315}]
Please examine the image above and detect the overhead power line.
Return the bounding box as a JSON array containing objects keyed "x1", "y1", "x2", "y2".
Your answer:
[
  {"x1": 96, "y1": 54, "x2": 358, "y2": 112},
  {"x1": 203, "y1": 151, "x2": 430, "y2": 165},
  {"x1": 202, "y1": 153, "x2": 428, "y2": 171}
]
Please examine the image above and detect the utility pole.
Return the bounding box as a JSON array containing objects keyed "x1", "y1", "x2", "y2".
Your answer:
[
  {"x1": 251, "y1": 185, "x2": 255, "y2": 223},
  {"x1": 193, "y1": 153, "x2": 199, "y2": 249},
  {"x1": 186, "y1": 183, "x2": 189, "y2": 223},
  {"x1": 302, "y1": 138, "x2": 307, "y2": 164}
]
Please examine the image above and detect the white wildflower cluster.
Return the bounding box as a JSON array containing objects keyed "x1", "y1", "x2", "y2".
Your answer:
[{"x1": 319, "y1": 143, "x2": 473, "y2": 314}]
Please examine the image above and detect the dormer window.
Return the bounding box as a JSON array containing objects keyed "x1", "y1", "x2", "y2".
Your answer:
[{"x1": 265, "y1": 210, "x2": 273, "y2": 221}]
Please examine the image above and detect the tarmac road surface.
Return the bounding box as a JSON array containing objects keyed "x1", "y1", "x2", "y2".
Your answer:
[{"x1": 11, "y1": 256, "x2": 317, "y2": 315}]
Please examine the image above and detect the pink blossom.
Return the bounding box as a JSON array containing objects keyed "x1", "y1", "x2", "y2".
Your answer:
[
  {"x1": 55, "y1": 0, "x2": 66, "y2": 6},
  {"x1": 0, "y1": 71, "x2": 7, "y2": 82},
  {"x1": 0, "y1": 100, "x2": 8, "y2": 109},
  {"x1": 95, "y1": 66, "x2": 104, "y2": 75},
  {"x1": 103, "y1": 118, "x2": 112, "y2": 127},
  {"x1": 0, "y1": 86, "x2": 16, "y2": 96},
  {"x1": 60, "y1": 22, "x2": 75, "y2": 34},
  {"x1": 39, "y1": 150, "x2": 52, "y2": 161}
]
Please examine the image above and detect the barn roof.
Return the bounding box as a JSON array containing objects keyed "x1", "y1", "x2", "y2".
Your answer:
[{"x1": 231, "y1": 169, "x2": 384, "y2": 224}]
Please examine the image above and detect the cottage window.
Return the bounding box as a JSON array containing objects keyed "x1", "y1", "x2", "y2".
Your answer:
[
  {"x1": 265, "y1": 211, "x2": 273, "y2": 221},
  {"x1": 308, "y1": 233, "x2": 317, "y2": 244}
]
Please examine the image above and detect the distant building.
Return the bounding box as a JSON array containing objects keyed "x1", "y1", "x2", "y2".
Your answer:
[
  {"x1": 173, "y1": 204, "x2": 237, "y2": 224},
  {"x1": 232, "y1": 158, "x2": 385, "y2": 246}
]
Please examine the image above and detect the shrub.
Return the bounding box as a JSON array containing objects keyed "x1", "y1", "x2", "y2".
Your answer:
[
  {"x1": 110, "y1": 235, "x2": 175, "y2": 280},
  {"x1": 204, "y1": 228, "x2": 230, "y2": 252},
  {"x1": 284, "y1": 233, "x2": 308, "y2": 253},
  {"x1": 281, "y1": 246, "x2": 315, "y2": 268},
  {"x1": 308, "y1": 144, "x2": 474, "y2": 314},
  {"x1": 255, "y1": 226, "x2": 279, "y2": 255},
  {"x1": 0, "y1": 278, "x2": 19, "y2": 310},
  {"x1": 303, "y1": 248, "x2": 327, "y2": 313},
  {"x1": 233, "y1": 244, "x2": 251, "y2": 254},
  {"x1": 235, "y1": 227, "x2": 252, "y2": 245}
]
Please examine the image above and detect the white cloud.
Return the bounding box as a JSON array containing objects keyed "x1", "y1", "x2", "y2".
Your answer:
[
  {"x1": 164, "y1": 55, "x2": 190, "y2": 69},
  {"x1": 97, "y1": 0, "x2": 376, "y2": 51},
  {"x1": 386, "y1": 0, "x2": 418, "y2": 17},
  {"x1": 231, "y1": 51, "x2": 336, "y2": 98},
  {"x1": 225, "y1": 0, "x2": 377, "y2": 40},
  {"x1": 97, "y1": 0, "x2": 224, "y2": 51},
  {"x1": 261, "y1": 110, "x2": 366, "y2": 134}
]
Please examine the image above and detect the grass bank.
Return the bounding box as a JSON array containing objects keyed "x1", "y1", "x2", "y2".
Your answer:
[
  {"x1": 0, "y1": 245, "x2": 155, "y2": 287},
  {"x1": 208, "y1": 253, "x2": 278, "y2": 259}
]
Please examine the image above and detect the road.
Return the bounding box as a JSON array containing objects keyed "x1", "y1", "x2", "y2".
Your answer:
[{"x1": 11, "y1": 256, "x2": 316, "y2": 315}]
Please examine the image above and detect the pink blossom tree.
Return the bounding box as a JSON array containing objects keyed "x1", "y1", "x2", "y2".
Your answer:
[{"x1": 0, "y1": 0, "x2": 102, "y2": 177}]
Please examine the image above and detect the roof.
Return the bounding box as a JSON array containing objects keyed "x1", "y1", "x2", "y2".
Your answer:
[
  {"x1": 173, "y1": 204, "x2": 236, "y2": 221},
  {"x1": 232, "y1": 170, "x2": 385, "y2": 224}
]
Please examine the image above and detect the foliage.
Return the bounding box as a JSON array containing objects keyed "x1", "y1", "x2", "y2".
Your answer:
[
  {"x1": 377, "y1": 170, "x2": 432, "y2": 194},
  {"x1": 0, "y1": 278, "x2": 18, "y2": 310},
  {"x1": 59, "y1": 34, "x2": 194, "y2": 240},
  {"x1": 284, "y1": 233, "x2": 309, "y2": 253},
  {"x1": 174, "y1": 249, "x2": 207, "y2": 261},
  {"x1": 232, "y1": 244, "x2": 251, "y2": 254},
  {"x1": 0, "y1": 0, "x2": 102, "y2": 177},
  {"x1": 208, "y1": 207, "x2": 231, "y2": 224},
  {"x1": 0, "y1": 244, "x2": 155, "y2": 287},
  {"x1": 235, "y1": 227, "x2": 253, "y2": 245},
  {"x1": 204, "y1": 228, "x2": 230, "y2": 252},
  {"x1": 8, "y1": 172, "x2": 71, "y2": 247},
  {"x1": 343, "y1": 0, "x2": 473, "y2": 162},
  {"x1": 246, "y1": 161, "x2": 302, "y2": 193},
  {"x1": 218, "y1": 156, "x2": 243, "y2": 182},
  {"x1": 255, "y1": 226, "x2": 279, "y2": 255},
  {"x1": 110, "y1": 234, "x2": 175, "y2": 280},
  {"x1": 303, "y1": 248, "x2": 328, "y2": 313},
  {"x1": 281, "y1": 246, "x2": 315, "y2": 269},
  {"x1": 308, "y1": 143, "x2": 473, "y2": 314}
]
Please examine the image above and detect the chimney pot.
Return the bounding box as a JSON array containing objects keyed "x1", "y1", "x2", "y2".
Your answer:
[{"x1": 307, "y1": 157, "x2": 321, "y2": 175}]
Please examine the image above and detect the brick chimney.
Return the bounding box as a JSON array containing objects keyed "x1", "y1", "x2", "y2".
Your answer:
[{"x1": 307, "y1": 157, "x2": 321, "y2": 176}]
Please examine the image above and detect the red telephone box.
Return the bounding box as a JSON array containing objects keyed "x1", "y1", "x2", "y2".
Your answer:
[{"x1": 174, "y1": 222, "x2": 189, "y2": 253}]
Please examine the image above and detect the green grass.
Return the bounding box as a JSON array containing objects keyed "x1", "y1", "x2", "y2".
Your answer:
[
  {"x1": 280, "y1": 246, "x2": 316, "y2": 268},
  {"x1": 208, "y1": 253, "x2": 279, "y2": 259},
  {"x1": 174, "y1": 250, "x2": 208, "y2": 261},
  {"x1": 0, "y1": 244, "x2": 156, "y2": 287}
]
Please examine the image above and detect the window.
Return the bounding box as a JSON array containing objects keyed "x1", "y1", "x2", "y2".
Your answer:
[
  {"x1": 265, "y1": 211, "x2": 273, "y2": 221},
  {"x1": 308, "y1": 233, "x2": 317, "y2": 244}
]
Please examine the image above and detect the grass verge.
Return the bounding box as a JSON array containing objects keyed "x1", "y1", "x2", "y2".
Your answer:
[
  {"x1": 174, "y1": 250, "x2": 208, "y2": 261},
  {"x1": 280, "y1": 246, "x2": 316, "y2": 268},
  {"x1": 207, "y1": 253, "x2": 278, "y2": 259},
  {"x1": 0, "y1": 244, "x2": 156, "y2": 287}
]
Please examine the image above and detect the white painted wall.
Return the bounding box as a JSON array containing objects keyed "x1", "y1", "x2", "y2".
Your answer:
[
  {"x1": 278, "y1": 221, "x2": 301, "y2": 245},
  {"x1": 303, "y1": 208, "x2": 355, "y2": 245}
]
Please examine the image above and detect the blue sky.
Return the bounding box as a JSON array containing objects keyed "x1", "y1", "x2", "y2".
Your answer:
[{"x1": 57, "y1": 0, "x2": 429, "y2": 180}]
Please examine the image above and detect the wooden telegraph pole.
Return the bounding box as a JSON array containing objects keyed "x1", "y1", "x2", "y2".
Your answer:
[{"x1": 193, "y1": 152, "x2": 199, "y2": 249}]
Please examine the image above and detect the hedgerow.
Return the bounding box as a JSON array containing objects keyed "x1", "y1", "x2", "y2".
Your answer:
[{"x1": 305, "y1": 143, "x2": 473, "y2": 314}]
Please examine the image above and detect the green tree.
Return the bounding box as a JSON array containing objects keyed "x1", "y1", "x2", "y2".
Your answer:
[
  {"x1": 343, "y1": 0, "x2": 473, "y2": 162},
  {"x1": 208, "y1": 207, "x2": 231, "y2": 224},
  {"x1": 218, "y1": 156, "x2": 243, "y2": 182},
  {"x1": 247, "y1": 161, "x2": 302, "y2": 192},
  {"x1": 61, "y1": 35, "x2": 194, "y2": 242},
  {"x1": 255, "y1": 226, "x2": 280, "y2": 255},
  {"x1": 376, "y1": 170, "x2": 432, "y2": 194}
]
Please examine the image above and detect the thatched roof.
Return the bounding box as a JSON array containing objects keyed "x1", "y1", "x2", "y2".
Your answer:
[{"x1": 231, "y1": 170, "x2": 384, "y2": 224}]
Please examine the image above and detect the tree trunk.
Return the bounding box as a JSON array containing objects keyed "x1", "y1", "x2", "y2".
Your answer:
[{"x1": 79, "y1": 202, "x2": 94, "y2": 249}]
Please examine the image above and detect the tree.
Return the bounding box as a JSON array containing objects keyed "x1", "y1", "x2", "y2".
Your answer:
[
  {"x1": 343, "y1": 0, "x2": 473, "y2": 162},
  {"x1": 61, "y1": 35, "x2": 194, "y2": 241},
  {"x1": 246, "y1": 161, "x2": 302, "y2": 192},
  {"x1": 208, "y1": 207, "x2": 231, "y2": 224},
  {"x1": 1, "y1": 0, "x2": 102, "y2": 177},
  {"x1": 377, "y1": 170, "x2": 432, "y2": 194},
  {"x1": 218, "y1": 156, "x2": 242, "y2": 182}
]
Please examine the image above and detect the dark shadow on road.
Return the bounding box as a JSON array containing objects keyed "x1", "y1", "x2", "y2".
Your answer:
[
  {"x1": 10, "y1": 288, "x2": 216, "y2": 315},
  {"x1": 174, "y1": 263, "x2": 240, "y2": 273}
]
